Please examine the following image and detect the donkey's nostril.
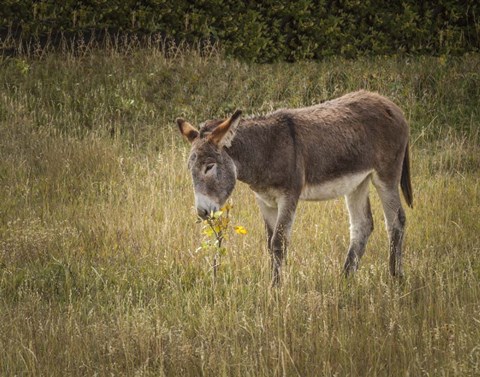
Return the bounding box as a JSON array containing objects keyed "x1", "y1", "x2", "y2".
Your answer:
[{"x1": 197, "y1": 208, "x2": 209, "y2": 219}]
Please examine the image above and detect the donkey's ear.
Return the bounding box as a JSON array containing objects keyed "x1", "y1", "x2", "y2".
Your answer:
[
  {"x1": 176, "y1": 118, "x2": 199, "y2": 143},
  {"x1": 208, "y1": 110, "x2": 242, "y2": 148}
]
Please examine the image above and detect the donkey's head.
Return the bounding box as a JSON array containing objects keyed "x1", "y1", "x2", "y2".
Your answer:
[{"x1": 176, "y1": 110, "x2": 242, "y2": 219}]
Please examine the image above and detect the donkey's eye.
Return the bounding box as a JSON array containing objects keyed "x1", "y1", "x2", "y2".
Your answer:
[{"x1": 205, "y1": 163, "x2": 215, "y2": 174}]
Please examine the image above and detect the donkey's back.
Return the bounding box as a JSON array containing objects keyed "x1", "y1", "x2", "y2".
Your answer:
[{"x1": 265, "y1": 90, "x2": 409, "y2": 190}]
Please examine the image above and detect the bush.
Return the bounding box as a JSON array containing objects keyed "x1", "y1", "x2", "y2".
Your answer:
[{"x1": 1, "y1": 0, "x2": 479, "y2": 62}]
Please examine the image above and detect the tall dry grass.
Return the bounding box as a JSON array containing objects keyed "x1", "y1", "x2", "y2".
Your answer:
[{"x1": 1, "y1": 41, "x2": 479, "y2": 376}]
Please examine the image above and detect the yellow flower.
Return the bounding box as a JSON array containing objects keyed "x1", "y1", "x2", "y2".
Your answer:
[
  {"x1": 234, "y1": 225, "x2": 248, "y2": 235},
  {"x1": 221, "y1": 203, "x2": 233, "y2": 212}
]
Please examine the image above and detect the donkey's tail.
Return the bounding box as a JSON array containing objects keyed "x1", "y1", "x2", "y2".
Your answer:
[{"x1": 401, "y1": 142, "x2": 413, "y2": 208}]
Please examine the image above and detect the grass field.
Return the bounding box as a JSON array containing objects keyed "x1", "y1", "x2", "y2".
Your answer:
[{"x1": 1, "y1": 43, "x2": 479, "y2": 376}]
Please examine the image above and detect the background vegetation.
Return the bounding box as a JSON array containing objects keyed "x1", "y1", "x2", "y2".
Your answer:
[
  {"x1": 1, "y1": 0, "x2": 480, "y2": 61},
  {"x1": 1, "y1": 37, "x2": 480, "y2": 375}
]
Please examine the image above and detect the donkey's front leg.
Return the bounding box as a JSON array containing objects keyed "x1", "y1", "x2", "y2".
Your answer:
[
  {"x1": 255, "y1": 196, "x2": 277, "y2": 255},
  {"x1": 270, "y1": 195, "x2": 299, "y2": 285}
]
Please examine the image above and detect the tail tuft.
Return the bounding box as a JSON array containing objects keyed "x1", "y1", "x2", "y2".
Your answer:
[{"x1": 401, "y1": 143, "x2": 413, "y2": 208}]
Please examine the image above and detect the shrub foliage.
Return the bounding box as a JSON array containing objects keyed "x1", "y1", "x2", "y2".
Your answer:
[{"x1": 1, "y1": 1, "x2": 479, "y2": 61}]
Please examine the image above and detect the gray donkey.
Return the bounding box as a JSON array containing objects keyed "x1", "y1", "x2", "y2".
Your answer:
[{"x1": 177, "y1": 90, "x2": 413, "y2": 284}]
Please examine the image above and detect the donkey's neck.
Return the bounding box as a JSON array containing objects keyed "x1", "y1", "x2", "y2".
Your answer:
[{"x1": 224, "y1": 120, "x2": 291, "y2": 190}]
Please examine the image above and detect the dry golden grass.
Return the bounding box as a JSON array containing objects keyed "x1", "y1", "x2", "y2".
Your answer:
[{"x1": 1, "y1": 45, "x2": 479, "y2": 376}]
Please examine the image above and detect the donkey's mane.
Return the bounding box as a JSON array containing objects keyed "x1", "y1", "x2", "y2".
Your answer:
[{"x1": 198, "y1": 119, "x2": 223, "y2": 138}]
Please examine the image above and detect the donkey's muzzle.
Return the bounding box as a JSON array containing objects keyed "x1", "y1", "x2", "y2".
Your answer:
[{"x1": 194, "y1": 192, "x2": 219, "y2": 220}]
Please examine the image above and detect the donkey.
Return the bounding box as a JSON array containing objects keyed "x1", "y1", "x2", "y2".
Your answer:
[{"x1": 176, "y1": 90, "x2": 413, "y2": 284}]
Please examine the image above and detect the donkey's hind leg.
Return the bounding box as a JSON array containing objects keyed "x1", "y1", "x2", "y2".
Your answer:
[
  {"x1": 343, "y1": 177, "x2": 374, "y2": 275},
  {"x1": 372, "y1": 177, "x2": 406, "y2": 277}
]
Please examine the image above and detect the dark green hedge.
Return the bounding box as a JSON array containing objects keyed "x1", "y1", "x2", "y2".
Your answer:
[{"x1": 1, "y1": 0, "x2": 479, "y2": 61}]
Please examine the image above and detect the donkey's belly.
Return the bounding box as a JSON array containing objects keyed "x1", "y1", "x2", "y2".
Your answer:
[{"x1": 300, "y1": 170, "x2": 372, "y2": 201}]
